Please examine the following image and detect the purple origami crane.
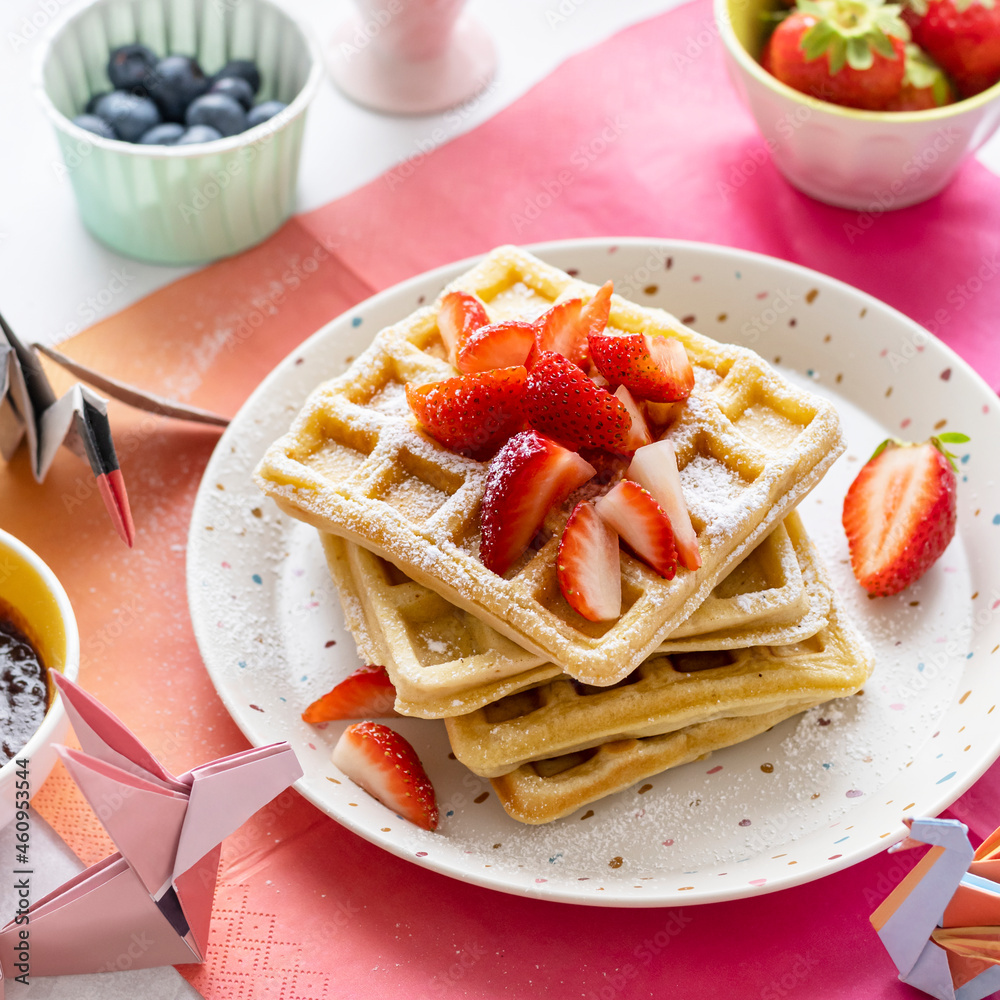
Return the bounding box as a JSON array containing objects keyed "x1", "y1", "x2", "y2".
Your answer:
[{"x1": 0, "y1": 674, "x2": 302, "y2": 990}]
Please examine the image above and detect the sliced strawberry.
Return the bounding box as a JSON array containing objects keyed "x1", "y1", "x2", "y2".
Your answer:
[
  {"x1": 456, "y1": 320, "x2": 536, "y2": 374},
  {"x1": 480, "y1": 429, "x2": 596, "y2": 575},
  {"x1": 589, "y1": 333, "x2": 694, "y2": 403},
  {"x1": 595, "y1": 479, "x2": 678, "y2": 579},
  {"x1": 557, "y1": 501, "x2": 622, "y2": 621},
  {"x1": 534, "y1": 298, "x2": 587, "y2": 366},
  {"x1": 627, "y1": 440, "x2": 701, "y2": 571},
  {"x1": 524, "y1": 351, "x2": 633, "y2": 454},
  {"x1": 578, "y1": 280, "x2": 614, "y2": 345},
  {"x1": 438, "y1": 291, "x2": 489, "y2": 366},
  {"x1": 331, "y1": 721, "x2": 438, "y2": 831},
  {"x1": 842, "y1": 435, "x2": 963, "y2": 597},
  {"x1": 405, "y1": 366, "x2": 526, "y2": 460},
  {"x1": 532, "y1": 282, "x2": 613, "y2": 368},
  {"x1": 302, "y1": 664, "x2": 399, "y2": 722},
  {"x1": 614, "y1": 385, "x2": 653, "y2": 451}
]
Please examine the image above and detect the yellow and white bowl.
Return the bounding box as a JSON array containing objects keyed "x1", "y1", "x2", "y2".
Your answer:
[
  {"x1": 716, "y1": 0, "x2": 1000, "y2": 209},
  {"x1": 35, "y1": 0, "x2": 323, "y2": 265},
  {"x1": 0, "y1": 529, "x2": 79, "y2": 827}
]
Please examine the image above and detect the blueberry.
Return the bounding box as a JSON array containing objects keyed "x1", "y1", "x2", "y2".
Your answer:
[
  {"x1": 147, "y1": 55, "x2": 210, "y2": 122},
  {"x1": 85, "y1": 91, "x2": 110, "y2": 115},
  {"x1": 213, "y1": 59, "x2": 261, "y2": 95},
  {"x1": 209, "y1": 76, "x2": 254, "y2": 111},
  {"x1": 246, "y1": 100, "x2": 287, "y2": 129},
  {"x1": 175, "y1": 124, "x2": 224, "y2": 145},
  {"x1": 72, "y1": 114, "x2": 117, "y2": 139},
  {"x1": 185, "y1": 94, "x2": 246, "y2": 136},
  {"x1": 138, "y1": 122, "x2": 185, "y2": 145},
  {"x1": 92, "y1": 92, "x2": 161, "y2": 143},
  {"x1": 107, "y1": 43, "x2": 158, "y2": 94}
]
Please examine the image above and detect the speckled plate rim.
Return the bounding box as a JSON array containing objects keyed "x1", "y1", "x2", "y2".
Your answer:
[{"x1": 187, "y1": 237, "x2": 1000, "y2": 907}]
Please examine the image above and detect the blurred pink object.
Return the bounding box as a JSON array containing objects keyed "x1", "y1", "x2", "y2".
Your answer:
[
  {"x1": 328, "y1": 0, "x2": 496, "y2": 115},
  {"x1": 0, "y1": 674, "x2": 301, "y2": 991}
]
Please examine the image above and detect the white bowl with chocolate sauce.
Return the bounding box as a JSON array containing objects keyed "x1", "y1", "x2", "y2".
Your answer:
[{"x1": 0, "y1": 529, "x2": 80, "y2": 826}]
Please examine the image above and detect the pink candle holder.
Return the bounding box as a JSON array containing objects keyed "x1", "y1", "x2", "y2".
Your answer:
[{"x1": 328, "y1": 0, "x2": 496, "y2": 115}]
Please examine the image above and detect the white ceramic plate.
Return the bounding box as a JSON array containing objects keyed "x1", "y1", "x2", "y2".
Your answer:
[{"x1": 187, "y1": 238, "x2": 1000, "y2": 907}]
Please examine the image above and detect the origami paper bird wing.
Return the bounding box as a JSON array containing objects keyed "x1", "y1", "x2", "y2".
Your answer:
[
  {"x1": 58, "y1": 746, "x2": 189, "y2": 897},
  {"x1": 174, "y1": 743, "x2": 303, "y2": 878},
  {"x1": 51, "y1": 672, "x2": 188, "y2": 792}
]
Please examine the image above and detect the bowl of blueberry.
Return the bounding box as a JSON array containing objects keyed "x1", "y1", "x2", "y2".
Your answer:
[{"x1": 36, "y1": 0, "x2": 323, "y2": 264}]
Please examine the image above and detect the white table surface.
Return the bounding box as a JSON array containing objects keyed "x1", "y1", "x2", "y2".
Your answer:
[{"x1": 2, "y1": 0, "x2": 999, "y2": 996}]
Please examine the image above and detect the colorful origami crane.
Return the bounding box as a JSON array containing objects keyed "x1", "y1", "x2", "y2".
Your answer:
[
  {"x1": 0, "y1": 675, "x2": 302, "y2": 992},
  {"x1": 871, "y1": 816, "x2": 1000, "y2": 1000},
  {"x1": 0, "y1": 312, "x2": 228, "y2": 547}
]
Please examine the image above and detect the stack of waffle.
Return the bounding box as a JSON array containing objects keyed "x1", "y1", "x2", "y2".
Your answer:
[{"x1": 256, "y1": 245, "x2": 874, "y2": 825}]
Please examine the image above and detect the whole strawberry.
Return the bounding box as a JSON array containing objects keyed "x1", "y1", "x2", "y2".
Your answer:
[
  {"x1": 905, "y1": 0, "x2": 1000, "y2": 96},
  {"x1": 764, "y1": 0, "x2": 910, "y2": 110},
  {"x1": 842, "y1": 433, "x2": 967, "y2": 596},
  {"x1": 884, "y1": 42, "x2": 956, "y2": 107}
]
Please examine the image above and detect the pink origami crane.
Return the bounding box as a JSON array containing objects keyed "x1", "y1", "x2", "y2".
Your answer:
[
  {"x1": 0, "y1": 674, "x2": 302, "y2": 991},
  {"x1": 871, "y1": 816, "x2": 1000, "y2": 999}
]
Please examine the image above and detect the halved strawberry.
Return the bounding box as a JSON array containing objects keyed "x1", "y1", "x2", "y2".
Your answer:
[
  {"x1": 302, "y1": 664, "x2": 399, "y2": 723},
  {"x1": 614, "y1": 385, "x2": 653, "y2": 451},
  {"x1": 480, "y1": 429, "x2": 596, "y2": 575},
  {"x1": 532, "y1": 281, "x2": 613, "y2": 368},
  {"x1": 456, "y1": 320, "x2": 536, "y2": 374},
  {"x1": 557, "y1": 501, "x2": 622, "y2": 621},
  {"x1": 405, "y1": 366, "x2": 526, "y2": 460},
  {"x1": 524, "y1": 351, "x2": 633, "y2": 454},
  {"x1": 589, "y1": 333, "x2": 694, "y2": 403},
  {"x1": 438, "y1": 291, "x2": 489, "y2": 366},
  {"x1": 627, "y1": 440, "x2": 701, "y2": 571},
  {"x1": 534, "y1": 298, "x2": 587, "y2": 366},
  {"x1": 594, "y1": 479, "x2": 678, "y2": 579},
  {"x1": 842, "y1": 434, "x2": 965, "y2": 597},
  {"x1": 331, "y1": 721, "x2": 438, "y2": 831}
]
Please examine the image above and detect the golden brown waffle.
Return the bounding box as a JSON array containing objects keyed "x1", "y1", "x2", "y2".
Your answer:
[
  {"x1": 255, "y1": 245, "x2": 844, "y2": 685},
  {"x1": 484, "y1": 586, "x2": 874, "y2": 824},
  {"x1": 446, "y1": 569, "x2": 864, "y2": 778},
  {"x1": 321, "y1": 512, "x2": 832, "y2": 718},
  {"x1": 490, "y1": 705, "x2": 812, "y2": 825}
]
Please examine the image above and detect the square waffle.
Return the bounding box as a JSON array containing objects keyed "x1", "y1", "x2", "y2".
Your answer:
[
  {"x1": 485, "y1": 581, "x2": 873, "y2": 824},
  {"x1": 321, "y1": 512, "x2": 832, "y2": 718},
  {"x1": 255, "y1": 245, "x2": 844, "y2": 685},
  {"x1": 444, "y1": 521, "x2": 867, "y2": 779}
]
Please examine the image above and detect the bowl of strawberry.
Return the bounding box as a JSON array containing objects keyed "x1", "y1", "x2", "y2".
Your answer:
[
  {"x1": 716, "y1": 0, "x2": 1000, "y2": 208},
  {"x1": 36, "y1": 0, "x2": 322, "y2": 264}
]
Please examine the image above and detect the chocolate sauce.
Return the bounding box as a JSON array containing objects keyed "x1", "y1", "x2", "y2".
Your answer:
[{"x1": 0, "y1": 618, "x2": 49, "y2": 762}]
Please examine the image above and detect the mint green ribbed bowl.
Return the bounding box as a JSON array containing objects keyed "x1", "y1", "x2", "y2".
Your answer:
[{"x1": 36, "y1": 0, "x2": 323, "y2": 265}]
